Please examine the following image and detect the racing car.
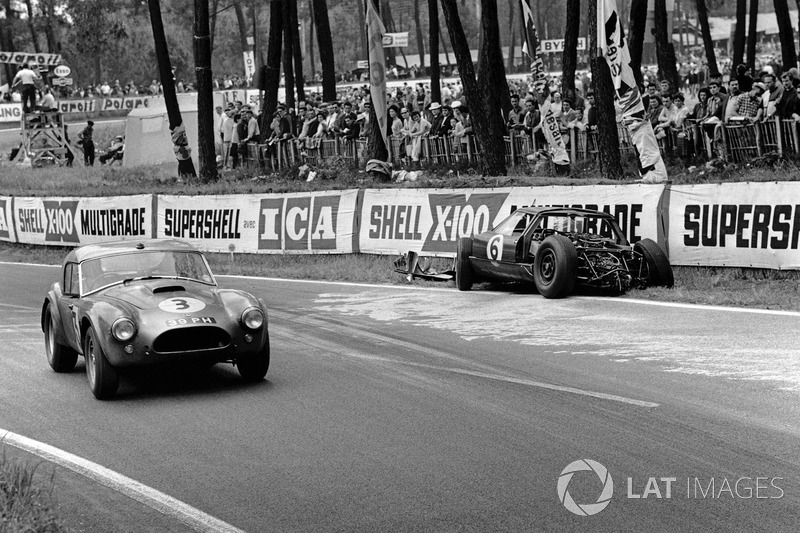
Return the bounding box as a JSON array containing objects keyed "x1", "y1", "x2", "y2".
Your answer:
[
  {"x1": 455, "y1": 207, "x2": 673, "y2": 298},
  {"x1": 41, "y1": 239, "x2": 270, "y2": 399}
]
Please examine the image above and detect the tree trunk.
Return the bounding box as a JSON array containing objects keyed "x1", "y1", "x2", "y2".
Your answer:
[
  {"x1": 429, "y1": 0, "x2": 441, "y2": 102},
  {"x1": 589, "y1": 0, "x2": 623, "y2": 180},
  {"x1": 628, "y1": 0, "x2": 648, "y2": 88},
  {"x1": 439, "y1": 25, "x2": 452, "y2": 67},
  {"x1": 440, "y1": 0, "x2": 506, "y2": 176},
  {"x1": 250, "y1": 1, "x2": 260, "y2": 69},
  {"x1": 774, "y1": 0, "x2": 798, "y2": 71},
  {"x1": 147, "y1": 0, "x2": 196, "y2": 178},
  {"x1": 561, "y1": 0, "x2": 580, "y2": 101},
  {"x1": 696, "y1": 0, "x2": 720, "y2": 77},
  {"x1": 0, "y1": 23, "x2": 15, "y2": 87},
  {"x1": 195, "y1": 0, "x2": 218, "y2": 181},
  {"x1": 746, "y1": 0, "x2": 758, "y2": 72},
  {"x1": 24, "y1": 0, "x2": 41, "y2": 53},
  {"x1": 210, "y1": 0, "x2": 219, "y2": 50},
  {"x1": 366, "y1": 0, "x2": 388, "y2": 162},
  {"x1": 312, "y1": 0, "x2": 336, "y2": 101},
  {"x1": 43, "y1": 0, "x2": 58, "y2": 53},
  {"x1": 382, "y1": 0, "x2": 397, "y2": 68},
  {"x1": 357, "y1": 0, "x2": 368, "y2": 62},
  {"x1": 283, "y1": 0, "x2": 296, "y2": 108},
  {"x1": 288, "y1": 0, "x2": 305, "y2": 103},
  {"x1": 308, "y1": 0, "x2": 316, "y2": 79},
  {"x1": 233, "y1": 0, "x2": 250, "y2": 54},
  {"x1": 262, "y1": 0, "x2": 284, "y2": 139},
  {"x1": 506, "y1": 1, "x2": 516, "y2": 73},
  {"x1": 478, "y1": 0, "x2": 511, "y2": 124},
  {"x1": 654, "y1": 0, "x2": 680, "y2": 91},
  {"x1": 413, "y1": 0, "x2": 426, "y2": 71},
  {"x1": 733, "y1": 0, "x2": 746, "y2": 69}
]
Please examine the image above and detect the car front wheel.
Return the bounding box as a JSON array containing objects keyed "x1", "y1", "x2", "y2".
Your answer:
[
  {"x1": 84, "y1": 326, "x2": 119, "y2": 400},
  {"x1": 533, "y1": 235, "x2": 578, "y2": 299},
  {"x1": 456, "y1": 237, "x2": 474, "y2": 291},
  {"x1": 634, "y1": 238, "x2": 674, "y2": 288},
  {"x1": 44, "y1": 306, "x2": 78, "y2": 373},
  {"x1": 237, "y1": 336, "x2": 270, "y2": 382}
]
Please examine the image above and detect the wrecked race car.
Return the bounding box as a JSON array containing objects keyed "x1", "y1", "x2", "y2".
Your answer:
[{"x1": 455, "y1": 207, "x2": 674, "y2": 298}]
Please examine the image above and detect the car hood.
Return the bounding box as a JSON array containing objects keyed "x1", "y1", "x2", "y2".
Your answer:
[{"x1": 100, "y1": 280, "x2": 225, "y2": 310}]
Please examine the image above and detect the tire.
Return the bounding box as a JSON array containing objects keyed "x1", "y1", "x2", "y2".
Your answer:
[
  {"x1": 44, "y1": 307, "x2": 78, "y2": 373},
  {"x1": 635, "y1": 239, "x2": 674, "y2": 288},
  {"x1": 533, "y1": 235, "x2": 578, "y2": 299},
  {"x1": 237, "y1": 336, "x2": 270, "y2": 382},
  {"x1": 455, "y1": 237, "x2": 474, "y2": 291},
  {"x1": 84, "y1": 326, "x2": 119, "y2": 400}
]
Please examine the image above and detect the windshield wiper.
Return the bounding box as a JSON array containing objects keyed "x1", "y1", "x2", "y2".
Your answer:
[{"x1": 122, "y1": 275, "x2": 176, "y2": 284}]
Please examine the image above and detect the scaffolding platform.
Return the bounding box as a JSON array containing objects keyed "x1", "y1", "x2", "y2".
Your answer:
[{"x1": 18, "y1": 111, "x2": 82, "y2": 168}]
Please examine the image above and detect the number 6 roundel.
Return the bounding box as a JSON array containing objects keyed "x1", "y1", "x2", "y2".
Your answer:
[
  {"x1": 158, "y1": 297, "x2": 207, "y2": 314},
  {"x1": 486, "y1": 235, "x2": 503, "y2": 261}
]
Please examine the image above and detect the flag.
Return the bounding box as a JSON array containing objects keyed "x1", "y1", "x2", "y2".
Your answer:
[
  {"x1": 519, "y1": 0, "x2": 569, "y2": 166},
  {"x1": 365, "y1": 0, "x2": 389, "y2": 152},
  {"x1": 598, "y1": 0, "x2": 667, "y2": 182}
]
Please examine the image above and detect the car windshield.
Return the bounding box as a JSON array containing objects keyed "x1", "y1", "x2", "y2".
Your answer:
[
  {"x1": 80, "y1": 251, "x2": 214, "y2": 294},
  {"x1": 492, "y1": 211, "x2": 535, "y2": 236}
]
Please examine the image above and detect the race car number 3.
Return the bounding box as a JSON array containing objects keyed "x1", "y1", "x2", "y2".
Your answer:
[{"x1": 158, "y1": 297, "x2": 207, "y2": 314}]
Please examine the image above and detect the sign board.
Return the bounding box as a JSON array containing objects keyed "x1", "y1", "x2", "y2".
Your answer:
[
  {"x1": 0, "y1": 51, "x2": 62, "y2": 66},
  {"x1": 54, "y1": 65, "x2": 71, "y2": 77},
  {"x1": 540, "y1": 38, "x2": 587, "y2": 54},
  {"x1": 383, "y1": 32, "x2": 409, "y2": 48},
  {"x1": 356, "y1": 60, "x2": 369, "y2": 69},
  {"x1": 246, "y1": 36, "x2": 255, "y2": 46},
  {"x1": 243, "y1": 51, "x2": 256, "y2": 82},
  {"x1": 52, "y1": 77, "x2": 73, "y2": 87}
]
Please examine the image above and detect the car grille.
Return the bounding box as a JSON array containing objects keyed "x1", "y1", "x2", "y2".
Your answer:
[{"x1": 153, "y1": 327, "x2": 231, "y2": 354}]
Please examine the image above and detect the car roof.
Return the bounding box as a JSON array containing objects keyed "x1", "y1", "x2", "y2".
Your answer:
[
  {"x1": 64, "y1": 239, "x2": 200, "y2": 264},
  {"x1": 516, "y1": 206, "x2": 616, "y2": 218}
]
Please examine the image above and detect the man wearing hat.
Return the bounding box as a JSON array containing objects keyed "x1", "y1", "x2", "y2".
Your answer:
[
  {"x1": 734, "y1": 82, "x2": 766, "y2": 123},
  {"x1": 79, "y1": 120, "x2": 95, "y2": 166},
  {"x1": 428, "y1": 102, "x2": 445, "y2": 136}
]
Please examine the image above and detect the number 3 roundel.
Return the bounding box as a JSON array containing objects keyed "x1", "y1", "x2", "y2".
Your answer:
[
  {"x1": 486, "y1": 235, "x2": 503, "y2": 261},
  {"x1": 158, "y1": 297, "x2": 207, "y2": 314}
]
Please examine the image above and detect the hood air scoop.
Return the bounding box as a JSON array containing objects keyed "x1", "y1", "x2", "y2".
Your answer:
[{"x1": 152, "y1": 285, "x2": 186, "y2": 294}]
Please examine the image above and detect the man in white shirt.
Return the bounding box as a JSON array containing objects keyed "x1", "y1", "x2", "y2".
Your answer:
[
  {"x1": 37, "y1": 86, "x2": 56, "y2": 112},
  {"x1": 220, "y1": 105, "x2": 235, "y2": 168},
  {"x1": 11, "y1": 63, "x2": 40, "y2": 113}
]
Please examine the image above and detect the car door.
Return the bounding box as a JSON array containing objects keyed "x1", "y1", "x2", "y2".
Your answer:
[{"x1": 56, "y1": 262, "x2": 81, "y2": 350}]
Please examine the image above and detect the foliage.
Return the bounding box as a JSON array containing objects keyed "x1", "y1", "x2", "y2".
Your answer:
[{"x1": 0, "y1": 452, "x2": 67, "y2": 532}]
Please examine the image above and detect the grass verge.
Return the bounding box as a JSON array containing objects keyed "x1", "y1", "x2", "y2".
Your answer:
[
  {"x1": 0, "y1": 450, "x2": 66, "y2": 532},
  {"x1": 3, "y1": 241, "x2": 798, "y2": 311}
]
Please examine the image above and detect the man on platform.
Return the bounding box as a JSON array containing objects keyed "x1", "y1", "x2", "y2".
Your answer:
[{"x1": 11, "y1": 63, "x2": 40, "y2": 114}]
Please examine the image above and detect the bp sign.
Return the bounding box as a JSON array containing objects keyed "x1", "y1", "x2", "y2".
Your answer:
[{"x1": 54, "y1": 65, "x2": 71, "y2": 78}]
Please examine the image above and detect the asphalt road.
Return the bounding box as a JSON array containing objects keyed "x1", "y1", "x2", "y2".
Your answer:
[
  {"x1": 0, "y1": 118, "x2": 125, "y2": 157},
  {"x1": 1, "y1": 262, "x2": 799, "y2": 532}
]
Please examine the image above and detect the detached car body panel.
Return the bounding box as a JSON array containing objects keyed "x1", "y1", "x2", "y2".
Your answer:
[
  {"x1": 456, "y1": 207, "x2": 674, "y2": 298},
  {"x1": 41, "y1": 239, "x2": 270, "y2": 399}
]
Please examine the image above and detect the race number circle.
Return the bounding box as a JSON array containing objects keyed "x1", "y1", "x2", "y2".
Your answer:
[
  {"x1": 158, "y1": 297, "x2": 206, "y2": 314},
  {"x1": 487, "y1": 235, "x2": 503, "y2": 261}
]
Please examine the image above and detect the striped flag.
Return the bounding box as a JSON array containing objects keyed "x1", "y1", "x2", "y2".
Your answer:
[
  {"x1": 598, "y1": 0, "x2": 667, "y2": 182},
  {"x1": 365, "y1": 0, "x2": 389, "y2": 152},
  {"x1": 518, "y1": 0, "x2": 569, "y2": 166}
]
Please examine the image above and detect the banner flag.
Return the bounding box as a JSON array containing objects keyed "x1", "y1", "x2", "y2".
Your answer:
[
  {"x1": 518, "y1": 0, "x2": 569, "y2": 166},
  {"x1": 365, "y1": 0, "x2": 389, "y2": 152},
  {"x1": 598, "y1": 0, "x2": 668, "y2": 183}
]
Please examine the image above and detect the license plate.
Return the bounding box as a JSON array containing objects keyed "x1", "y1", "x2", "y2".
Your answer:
[{"x1": 166, "y1": 317, "x2": 217, "y2": 327}]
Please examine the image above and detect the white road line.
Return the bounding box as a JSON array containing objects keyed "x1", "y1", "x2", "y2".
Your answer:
[
  {"x1": 0, "y1": 429, "x2": 246, "y2": 533},
  {"x1": 2, "y1": 261, "x2": 797, "y2": 316},
  {"x1": 343, "y1": 353, "x2": 660, "y2": 409},
  {"x1": 0, "y1": 302, "x2": 40, "y2": 311}
]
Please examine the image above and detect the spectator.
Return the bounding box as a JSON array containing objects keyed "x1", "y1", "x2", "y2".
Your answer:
[
  {"x1": 735, "y1": 64, "x2": 754, "y2": 92},
  {"x1": 36, "y1": 86, "x2": 56, "y2": 112},
  {"x1": 340, "y1": 114, "x2": 360, "y2": 141},
  {"x1": 646, "y1": 95, "x2": 663, "y2": 129},
  {"x1": 724, "y1": 79, "x2": 742, "y2": 122},
  {"x1": 584, "y1": 92, "x2": 597, "y2": 130},
  {"x1": 404, "y1": 109, "x2": 431, "y2": 166},
  {"x1": 99, "y1": 136, "x2": 125, "y2": 165},
  {"x1": 777, "y1": 72, "x2": 800, "y2": 120},
  {"x1": 11, "y1": 63, "x2": 40, "y2": 113},
  {"x1": 507, "y1": 94, "x2": 525, "y2": 132},
  {"x1": 733, "y1": 82, "x2": 765, "y2": 123},
  {"x1": 220, "y1": 105, "x2": 235, "y2": 168},
  {"x1": 691, "y1": 88, "x2": 710, "y2": 120},
  {"x1": 762, "y1": 72, "x2": 783, "y2": 118},
  {"x1": 428, "y1": 102, "x2": 445, "y2": 136},
  {"x1": 79, "y1": 120, "x2": 95, "y2": 166}
]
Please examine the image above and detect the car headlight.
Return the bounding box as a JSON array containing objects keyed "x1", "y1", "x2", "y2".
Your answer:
[
  {"x1": 112, "y1": 318, "x2": 136, "y2": 341},
  {"x1": 241, "y1": 307, "x2": 264, "y2": 330}
]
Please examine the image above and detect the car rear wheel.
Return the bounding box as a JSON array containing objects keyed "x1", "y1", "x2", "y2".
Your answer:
[
  {"x1": 44, "y1": 306, "x2": 78, "y2": 373},
  {"x1": 84, "y1": 326, "x2": 119, "y2": 400},
  {"x1": 635, "y1": 239, "x2": 674, "y2": 288},
  {"x1": 533, "y1": 235, "x2": 578, "y2": 299},
  {"x1": 456, "y1": 237, "x2": 474, "y2": 291},
  {"x1": 237, "y1": 336, "x2": 270, "y2": 382}
]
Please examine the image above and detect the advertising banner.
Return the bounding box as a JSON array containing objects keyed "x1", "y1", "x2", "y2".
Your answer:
[
  {"x1": 359, "y1": 185, "x2": 665, "y2": 256},
  {"x1": 0, "y1": 196, "x2": 16, "y2": 243},
  {"x1": 157, "y1": 191, "x2": 358, "y2": 254},
  {"x1": 382, "y1": 32, "x2": 409, "y2": 48},
  {"x1": 12, "y1": 195, "x2": 154, "y2": 246},
  {"x1": 668, "y1": 183, "x2": 800, "y2": 269},
  {"x1": 0, "y1": 102, "x2": 22, "y2": 123},
  {"x1": 0, "y1": 51, "x2": 62, "y2": 66},
  {"x1": 540, "y1": 38, "x2": 587, "y2": 54}
]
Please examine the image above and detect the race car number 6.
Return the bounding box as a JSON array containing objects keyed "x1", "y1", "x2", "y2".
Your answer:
[
  {"x1": 158, "y1": 297, "x2": 207, "y2": 314},
  {"x1": 487, "y1": 235, "x2": 503, "y2": 261}
]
